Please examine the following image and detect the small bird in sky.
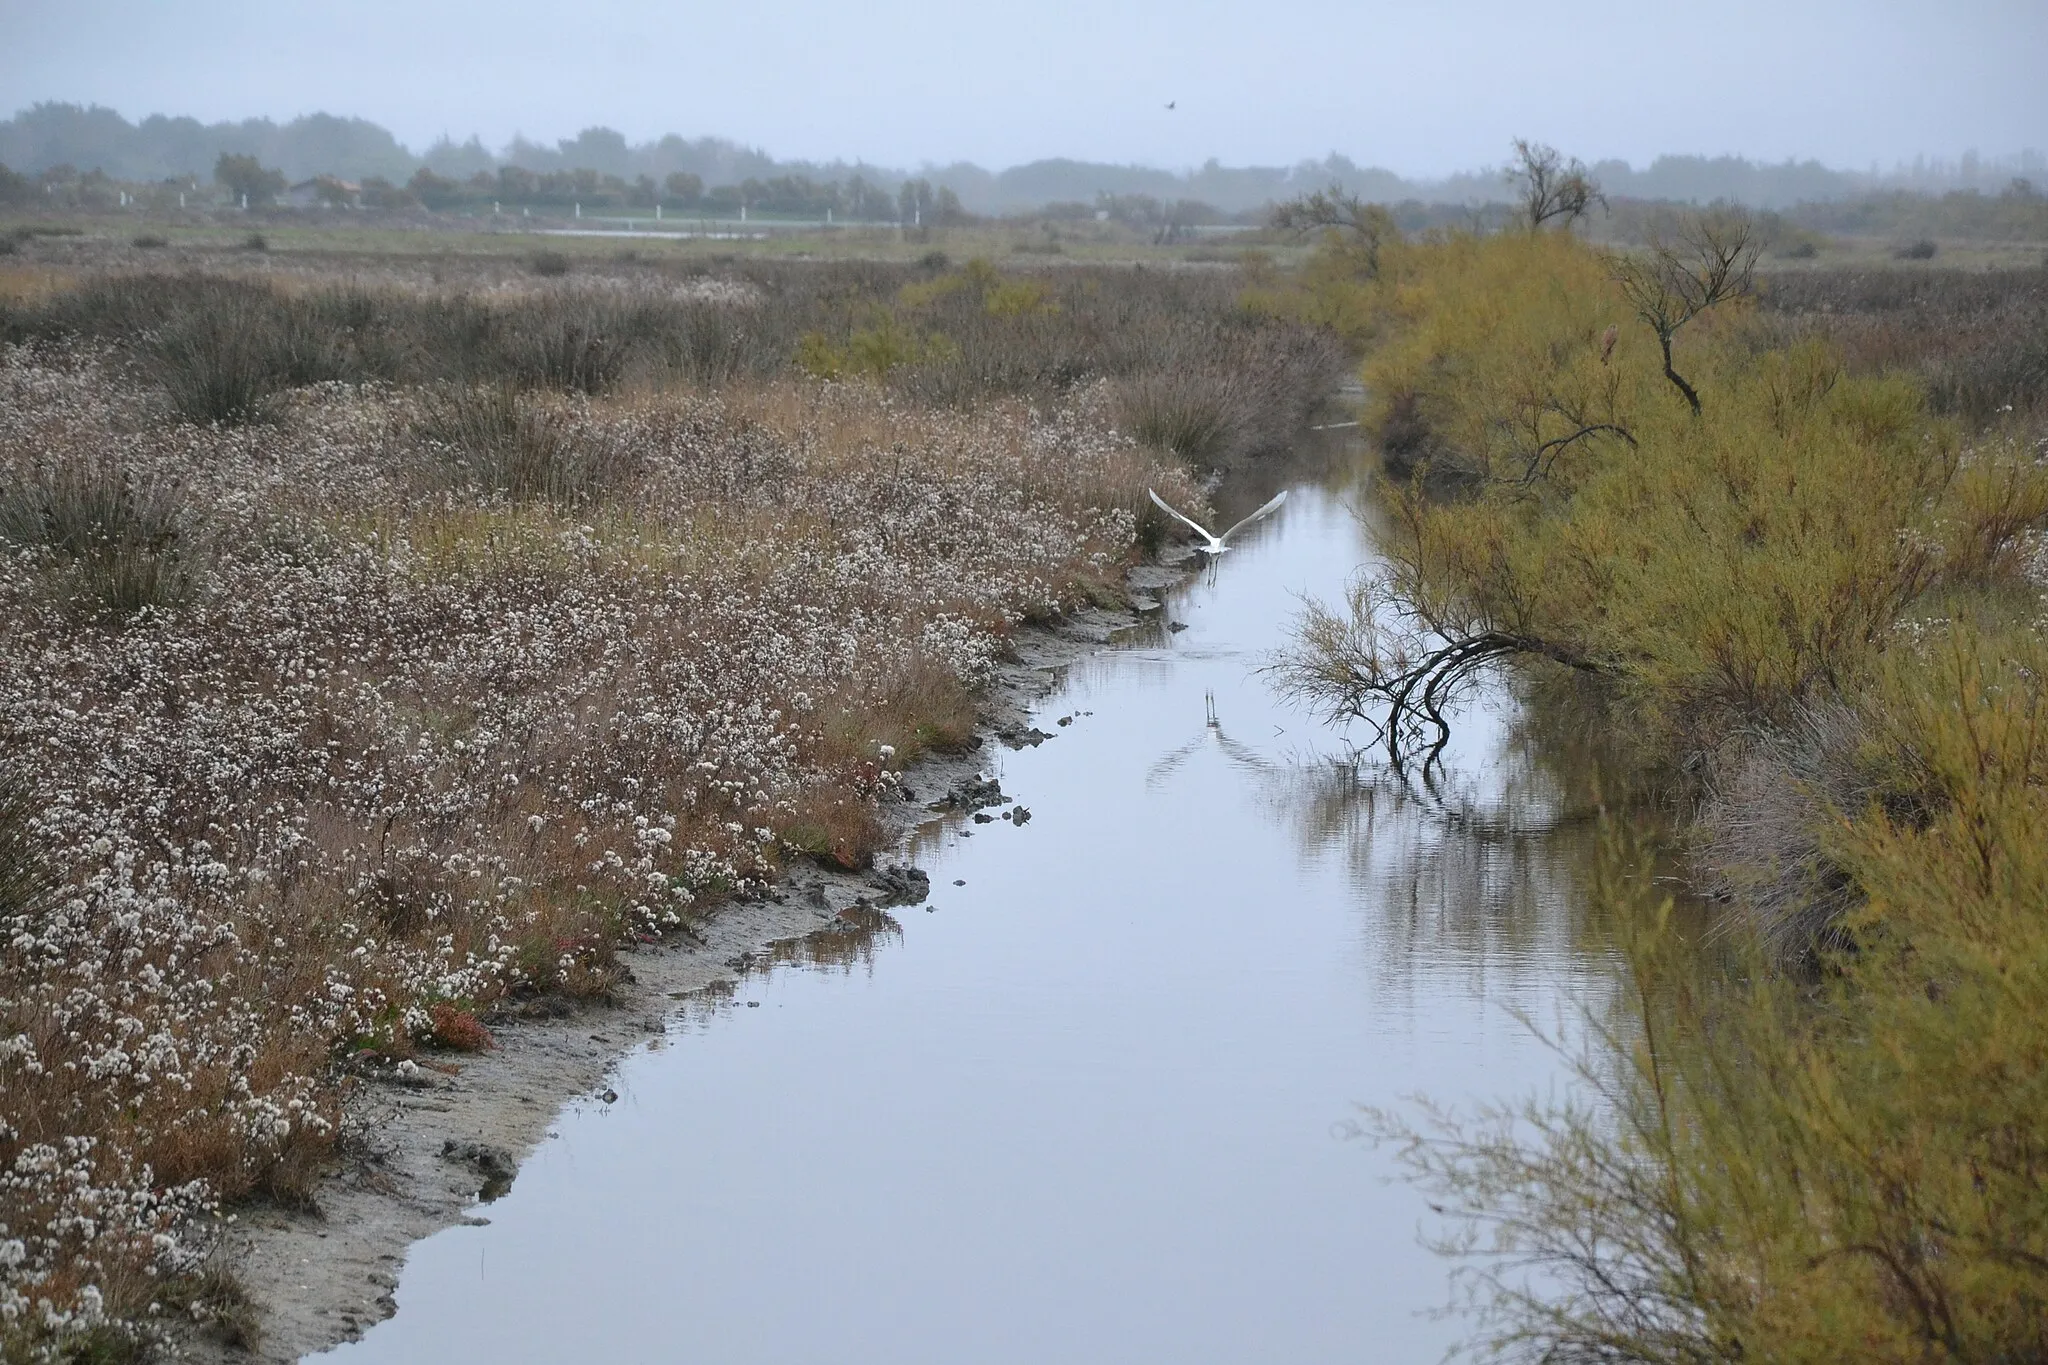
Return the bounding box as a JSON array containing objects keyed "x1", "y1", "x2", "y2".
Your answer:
[
  {"x1": 1147, "y1": 488, "x2": 1288, "y2": 556},
  {"x1": 1165, "y1": 101, "x2": 1176, "y2": 110}
]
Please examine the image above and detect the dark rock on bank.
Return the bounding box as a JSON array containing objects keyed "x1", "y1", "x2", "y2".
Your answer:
[
  {"x1": 440, "y1": 1140, "x2": 518, "y2": 1200},
  {"x1": 866, "y1": 863, "x2": 932, "y2": 907},
  {"x1": 929, "y1": 775, "x2": 1007, "y2": 812}
]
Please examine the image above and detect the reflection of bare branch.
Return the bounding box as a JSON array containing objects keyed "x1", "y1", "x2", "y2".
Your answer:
[
  {"x1": 1237, "y1": 721, "x2": 1617, "y2": 991},
  {"x1": 1144, "y1": 733, "x2": 1209, "y2": 789},
  {"x1": 1279, "y1": 740, "x2": 1596, "y2": 863},
  {"x1": 1212, "y1": 728, "x2": 1274, "y2": 777}
]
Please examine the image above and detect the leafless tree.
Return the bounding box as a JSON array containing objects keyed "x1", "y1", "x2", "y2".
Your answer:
[
  {"x1": 1506, "y1": 140, "x2": 1605, "y2": 231},
  {"x1": 1499, "y1": 383, "x2": 1639, "y2": 488},
  {"x1": 1610, "y1": 208, "x2": 1761, "y2": 415},
  {"x1": 1271, "y1": 184, "x2": 1397, "y2": 275},
  {"x1": 1269, "y1": 566, "x2": 1608, "y2": 770}
]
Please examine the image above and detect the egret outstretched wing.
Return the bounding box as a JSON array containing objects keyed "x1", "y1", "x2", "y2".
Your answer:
[
  {"x1": 1219, "y1": 489, "x2": 1288, "y2": 545},
  {"x1": 1147, "y1": 488, "x2": 1218, "y2": 545}
]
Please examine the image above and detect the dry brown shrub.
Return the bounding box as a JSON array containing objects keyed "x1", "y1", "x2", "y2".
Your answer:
[
  {"x1": 1694, "y1": 700, "x2": 1879, "y2": 954},
  {"x1": 776, "y1": 784, "x2": 888, "y2": 870},
  {"x1": 427, "y1": 1004, "x2": 497, "y2": 1052},
  {"x1": 1756, "y1": 265, "x2": 2048, "y2": 424}
]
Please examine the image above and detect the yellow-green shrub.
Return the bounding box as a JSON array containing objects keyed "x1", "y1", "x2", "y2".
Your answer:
[
  {"x1": 1386, "y1": 630, "x2": 2048, "y2": 1361},
  {"x1": 1240, "y1": 230, "x2": 1405, "y2": 349},
  {"x1": 1314, "y1": 229, "x2": 2048, "y2": 749},
  {"x1": 1301, "y1": 225, "x2": 2048, "y2": 1360},
  {"x1": 896, "y1": 257, "x2": 1058, "y2": 318},
  {"x1": 795, "y1": 312, "x2": 959, "y2": 380}
]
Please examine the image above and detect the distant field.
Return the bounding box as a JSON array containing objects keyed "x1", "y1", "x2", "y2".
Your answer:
[
  {"x1": 1752, "y1": 235, "x2": 2048, "y2": 271},
  {"x1": 0, "y1": 211, "x2": 1297, "y2": 271},
  {"x1": 9, "y1": 206, "x2": 2046, "y2": 278}
]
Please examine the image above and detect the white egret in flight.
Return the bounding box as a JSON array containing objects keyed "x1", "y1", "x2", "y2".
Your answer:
[{"x1": 1147, "y1": 488, "x2": 1288, "y2": 556}]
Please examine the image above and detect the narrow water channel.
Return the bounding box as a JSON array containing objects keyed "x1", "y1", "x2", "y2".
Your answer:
[{"x1": 324, "y1": 455, "x2": 1619, "y2": 1364}]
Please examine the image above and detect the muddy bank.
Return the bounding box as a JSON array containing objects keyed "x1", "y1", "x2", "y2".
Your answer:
[{"x1": 181, "y1": 566, "x2": 1188, "y2": 1365}]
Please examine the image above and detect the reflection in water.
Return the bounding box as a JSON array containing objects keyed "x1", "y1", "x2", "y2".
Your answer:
[
  {"x1": 758, "y1": 904, "x2": 905, "y2": 976},
  {"x1": 1144, "y1": 690, "x2": 1279, "y2": 790},
  {"x1": 1266, "y1": 699, "x2": 1617, "y2": 977},
  {"x1": 325, "y1": 456, "x2": 1631, "y2": 1365},
  {"x1": 1284, "y1": 750, "x2": 1615, "y2": 1006},
  {"x1": 666, "y1": 907, "x2": 907, "y2": 1037}
]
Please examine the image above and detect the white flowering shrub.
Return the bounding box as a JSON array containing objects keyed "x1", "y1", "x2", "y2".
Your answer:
[{"x1": 0, "y1": 340, "x2": 1201, "y2": 1343}]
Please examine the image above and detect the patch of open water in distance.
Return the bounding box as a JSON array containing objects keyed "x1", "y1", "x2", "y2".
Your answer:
[{"x1": 322, "y1": 471, "x2": 1616, "y2": 1364}]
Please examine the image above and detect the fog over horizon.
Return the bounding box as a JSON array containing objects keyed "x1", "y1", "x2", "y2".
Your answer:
[{"x1": 3, "y1": 0, "x2": 2043, "y2": 178}]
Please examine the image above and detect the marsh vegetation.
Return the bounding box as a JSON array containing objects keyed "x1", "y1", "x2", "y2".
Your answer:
[
  {"x1": 0, "y1": 250, "x2": 1336, "y2": 1356},
  {"x1": 3, "y1": 151, "x2": 2044, "y2": 1360},
  {"x1": 1268, "y1": 188, "x2": 2048, "y2": 1359}
]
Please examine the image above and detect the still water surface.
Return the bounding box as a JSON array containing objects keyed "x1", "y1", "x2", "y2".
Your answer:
[{"x1": 325, "y1": 462, "x2": 1616, "y2": 1364}]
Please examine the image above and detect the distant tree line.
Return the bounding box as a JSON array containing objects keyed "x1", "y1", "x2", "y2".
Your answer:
[
  {"x1": 7, "y1": 148, "x2": 2044, "y2": 245},
  {"x1": 5, "y1": 104, "x2": 2047, "y2": 244},
  {"x1": 0, "y1": 104, "x2": 413, "y2": 184},
  {"x1": 1763, "y1": 181, "x2": 2047, "y2": 239},
  {"x1": 9, "y1": 101, "x2": 2045, "y2": 219}
]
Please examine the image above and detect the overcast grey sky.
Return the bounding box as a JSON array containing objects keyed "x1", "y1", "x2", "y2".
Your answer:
[{"x1": 3, "y1": 0, "x2": 2042, "y2": 173}]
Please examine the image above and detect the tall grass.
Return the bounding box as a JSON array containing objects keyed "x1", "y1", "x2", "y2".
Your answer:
[
  {"x1": 0, "y1": 457, "x2": 192, "y2": 615},
  {"x1": 0, "y1": 769, "x2": 50, "y2": 921},
  {"x1": 412, "y1": 384, "x2": 636, "y2": 504},
  {"x1": 495, "y1": 294, "x2": 638, "y2": 393},
  {"x1": 142, "y1": 292, "x2": 280, "y2": 425},
  {"x1": 1756, "y1": 265, "x2": 2048, "y2": 424},
  {"x1": 1117, "y1": 367, "x2": 1239, "y2": 461}
]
